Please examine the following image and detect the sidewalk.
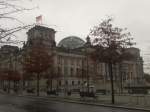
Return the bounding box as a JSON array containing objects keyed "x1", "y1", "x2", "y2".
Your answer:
[{"x1": 0, "y1": 90, "x2": 150, "y2": 111}]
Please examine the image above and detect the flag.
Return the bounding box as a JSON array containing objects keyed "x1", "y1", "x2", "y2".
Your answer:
[{"x1": 36, "y1": 15, "x2": 42, "y2": 24}]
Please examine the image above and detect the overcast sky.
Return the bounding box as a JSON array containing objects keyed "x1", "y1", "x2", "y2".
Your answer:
[{"x1": 12, "y1": 0, "x2": 150, "y2": 73}]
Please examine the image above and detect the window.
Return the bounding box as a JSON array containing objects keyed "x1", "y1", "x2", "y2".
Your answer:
[
  {"x1": 84, "y1": 81, "x2": 87, "y2": 85},
  {"x1": 71, "y1": 58, "x2": 74, "y2": 65},
  {"x1": 70, "y1": 67, "x2": 74, "y2": 76},
  {"x1": 78, "y1": 81, "x2": 80, "y2": 85},
  {"x1": 76, "y1": 68, "x2": 79, "y2": 76},
  {"x1": 77, "y1": 59, "x2": 80, "y2": 66},
  {"x1": 64, "y1": 67, "x2": 68, "y2": 76},
  {"x1": 59, "y1": 81, "x2": 61, "y2": 86},
  {"x1": 58, "y1": 56, "x2": 62, "y2": 65},
  {"x1": 131, "y1": 72, "x2": 133, "y2": 79},
  {"x1": 122, "y1": 72, "x2": 126, "y2": 80},
  {"x1": 64, "y1": 58, "x2": 68, "y2": 65},
  {"x1": 76, "y1": 68, "x2": 81, "y2": 77},
  {"x1": 72, "y1": 81, "x2": 74, "y2": 85},
  {"x1": 58, "y1": 67, "x2": 61, "y2": 74},
  {"x1": 65, "y1": 81, "x2": 68, "y2": 85}
]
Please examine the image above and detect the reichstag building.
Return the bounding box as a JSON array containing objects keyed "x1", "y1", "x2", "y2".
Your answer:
[{"x1": 0, "y1": 25, "x2": 145, "y2": 94}]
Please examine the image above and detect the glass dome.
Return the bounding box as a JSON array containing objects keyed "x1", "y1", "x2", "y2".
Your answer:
[{"x1": 58, "y1": 36, "x2": 85, "y2": 49}]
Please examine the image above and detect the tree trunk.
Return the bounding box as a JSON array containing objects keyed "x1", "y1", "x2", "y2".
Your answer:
[
  {"x1": 2, "y1": 80, "x2": 4, "y2": 90},
  {"x1": 109, "y1": 63, "x2": 115, "y2": 104},
  {"x1": 50, "y1": 79, "x2": 52, "y2": 91},
  {"x1": 120, "y1": 73, "x2": 123, "y2": 94},
  {"x1": 14, "y1": 80, "x2": 15, "y2": 90},
  {"x1": 37, "y1": 73, "x2": 40, "y2": 96},
  {"x1": 87, "y1": 74, "x2": 90, "y2": 93},
  {"x1": 8, "y1": 80, "x2": 10, "y2": 93},
  {"x1": 87, "y1": 57, "x2": 89, "y2": 93},
  {"x1": 119, "y1": 63, "x2": 123, "y2": 94}
]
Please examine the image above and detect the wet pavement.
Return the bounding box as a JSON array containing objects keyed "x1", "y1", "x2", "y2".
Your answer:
[{"x1": 0, "y1": 94, "x2": 147, "y2": 112}]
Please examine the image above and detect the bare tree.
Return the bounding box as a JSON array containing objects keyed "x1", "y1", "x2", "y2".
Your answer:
[
  {"x1": 22, "y1": 45, "x2": 53, "y2": 96},
  {"x1": 0, "y1": 0, "x2": 35, "y2": 44},
  {"x1": 90, "y1": 17, "x2": 135, "y2": 104}
]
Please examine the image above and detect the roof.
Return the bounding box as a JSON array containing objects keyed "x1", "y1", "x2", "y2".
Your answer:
[
  {"x1": 27, "y1": 25, "x2": 56, "y2": 34},
  {"x1": 58, "y1": 36, "x2": 85, "y2": 49}
]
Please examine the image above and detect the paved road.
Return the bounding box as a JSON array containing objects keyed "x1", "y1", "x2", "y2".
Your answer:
[{"x1": 0, "y1": 94, "x2": 147, "y2": 112}]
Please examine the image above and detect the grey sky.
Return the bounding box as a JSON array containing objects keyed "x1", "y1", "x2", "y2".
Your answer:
[{"x1": 13, "y1": 0, "x2": 150, "y2": 73}]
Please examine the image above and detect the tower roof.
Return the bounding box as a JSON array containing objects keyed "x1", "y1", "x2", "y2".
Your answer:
[{"x1": 27, "y1": 25, "x2": 56, "y2": 34}]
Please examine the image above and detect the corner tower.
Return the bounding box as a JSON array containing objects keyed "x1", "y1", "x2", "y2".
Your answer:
[{"x1": 26, "y1": 25, "x2": 56, "y2": 48}]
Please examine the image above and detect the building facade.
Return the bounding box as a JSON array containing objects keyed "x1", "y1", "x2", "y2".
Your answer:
[{"x1": 0, "y1": 25, "x2": 145, "y2": 93}]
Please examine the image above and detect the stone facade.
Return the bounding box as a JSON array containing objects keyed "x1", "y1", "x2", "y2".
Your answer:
[{"x1": 0, "y1": 25, "x2": 145, "y2": 93}]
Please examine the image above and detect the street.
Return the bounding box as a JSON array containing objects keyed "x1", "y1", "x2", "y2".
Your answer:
[{"x1": 0, "y1": 94, "x2": 147, "y2": 112}]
